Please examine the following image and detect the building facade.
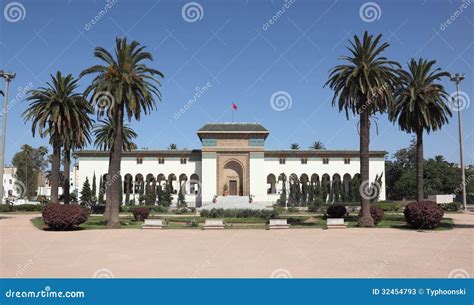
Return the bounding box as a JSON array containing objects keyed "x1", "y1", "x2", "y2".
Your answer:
[{"x1": 75, "y1": 123, "x2": 387, "y2": 207}]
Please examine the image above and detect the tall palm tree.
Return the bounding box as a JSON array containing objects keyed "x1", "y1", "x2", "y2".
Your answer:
[
  {"x1": 62, "y1": 99, "x2": 93, "y2": 204},
  {"x1": 325, "y1": 32, "x2": 400, "y2": 227},
  {"x1": 290, "y1": 143, "x2": 300, "y2": 150},
  {"x1": 93, "y1": 118, "x2": 138, "y2": 151},
  {"x1": 309, "y1": 141, "x2": 325, "y2": 150},
  {"x1": 80, "y1": 37, "x2": 163, "y2": 228},
  {"x1": 390, "y1": 58, "x2": 451, "y2": 202},
  {"x1": 23, "y1": 72, "x2": 89, "y2": 203},
  {"x1": 168, "y1": 143, "x2": 177, "y2": 150}
]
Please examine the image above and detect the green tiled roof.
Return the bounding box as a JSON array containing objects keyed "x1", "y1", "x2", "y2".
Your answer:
[{"x1": 197, "y1": 122, "x2": 268, "y2": 133}]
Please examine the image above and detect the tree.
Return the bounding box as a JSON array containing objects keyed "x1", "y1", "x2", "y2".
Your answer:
[
  {"x1": 93, "y1": 118, "x2": 138, "y2": 151},
  {"x1": 390, "y1": 58, "x2": 451, "y2": 202},
  {"x1": 81, "y1": 38, "x2": 164, "y2": 228},
  {"x1": 23, "y1": 72, "x2": 90, "y2": 203},
  {"x1": 98, "y1": 175, "x2": 105, "y2": 205},
  {"x1": 309, "y1": 141, "x2": 325, "y2": 150},
  {"x1": 91, "y1": 173, "x2": 97, "y2": 204},
  {"x1": 290, "y1": 143, "x2": 300, "y2": 150},
  {"x1": 80, "y1": 177, "x2": 92, "y2": 206},
  {"x1": 168, "y1": 143, "x2": 177, "y2": 150},
  {"x1": 11, "y1": 145, "x2": 48, "y2": 199},
  {"x1": 325, "y1": 32, "x2": 400, "y2": 226}
]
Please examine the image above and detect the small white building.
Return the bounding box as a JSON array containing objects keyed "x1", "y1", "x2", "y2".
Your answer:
[{"x1": 75, "y1": 123, "x2": 387, "y2": 207}]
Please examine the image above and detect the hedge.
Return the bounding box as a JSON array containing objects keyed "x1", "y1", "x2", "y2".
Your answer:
[{"x1": 200, "y1": 208, "x2": 278, "y2": 219}]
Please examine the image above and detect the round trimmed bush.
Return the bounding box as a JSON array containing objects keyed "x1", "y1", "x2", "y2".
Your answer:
[
  {"x1": 360, "y1": 206, "x2": 384, "y2": 225},
  {"x1": 42, "y1": 203, "x2": 89, "y2": 231},
  {"x1": 131, "y1": 207, "x2": 150, "y2": 221},
  {"x1": 404, "y1": 201, "x2": 444, "y2": 229},
  {"x1": 326, "y1": 204, "x2": 347, "y2": 218}
]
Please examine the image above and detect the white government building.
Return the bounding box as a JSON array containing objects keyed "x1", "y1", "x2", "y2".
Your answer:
[{"x1": 75, "y1": 123, "x2": 387, "y2": 207}]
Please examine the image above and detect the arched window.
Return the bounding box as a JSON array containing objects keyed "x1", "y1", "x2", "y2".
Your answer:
[
  {"x1": 190, "y1": 174, "x2": 200, "y2": 195},
  {"x1": 267, "y1": 174, "x2": 276, "y2": 194}
]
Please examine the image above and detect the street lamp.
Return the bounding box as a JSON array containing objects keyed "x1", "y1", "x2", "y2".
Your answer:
[
  {"x1": 0, "y1": 70, "x2": 16, "y2": 204},
  {"x1": 449, "y1": 73, "x2": 467, "y2": 212}
]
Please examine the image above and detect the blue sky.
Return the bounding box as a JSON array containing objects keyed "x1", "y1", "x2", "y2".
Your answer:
[{"x1": 0, "y1": 0, "x2": 473, "y2": 165}]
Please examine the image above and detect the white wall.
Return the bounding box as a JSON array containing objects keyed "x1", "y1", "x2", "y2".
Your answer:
[{"x1": 201, "y1": 152, "x2": 216, "y2": 204}]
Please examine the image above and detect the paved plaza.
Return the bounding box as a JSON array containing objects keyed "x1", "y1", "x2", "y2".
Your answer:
[{"x1": 0, "y1": 213, "x2": 472, "y2": 278}]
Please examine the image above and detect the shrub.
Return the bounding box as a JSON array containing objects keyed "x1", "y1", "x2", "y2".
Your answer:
[
  {"x1": 42, "y1": 203, "x2": 89, "y2": 230},
  {"x1": 404, "y1": 201, "x2": 444, "y2": 229},
  {"x1": 90, "y1": 204, "x2": 106, "y2": 214},
  {"x1": 361, "y1": 206, "x2": 384, "y2": 225},
  {"x1": 326, "y1": 204, "x2": 347, "y2": 218},
  {"x1": 200, "y1": 208, "x2": 278, "y2": 219},
  {"x1": 442, "y1": 202, "x2": 461, "y2": 212},
  {"x1": 131, "y1": 207, "x2": 150, "y2": 221},
  {"x1": 15, "y1": 204, "x2": 43, "y2": 212},
  {"x1": 0, "y1": 204, "x2": 14, "y2": 212}
]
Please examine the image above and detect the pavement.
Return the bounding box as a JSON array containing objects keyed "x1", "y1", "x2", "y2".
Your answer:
[{"x1": 0, "y1": 212, "x2": 472, "y2": 278}]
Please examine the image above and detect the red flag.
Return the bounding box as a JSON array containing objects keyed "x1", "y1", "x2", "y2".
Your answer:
[{"x1": 232, "y1": 103, "x2": 238, "y2": 110}]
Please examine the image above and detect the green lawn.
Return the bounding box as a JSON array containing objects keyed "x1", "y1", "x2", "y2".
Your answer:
[{"x1": 30, "y1": 213, "x2": 453, "y2": 231}]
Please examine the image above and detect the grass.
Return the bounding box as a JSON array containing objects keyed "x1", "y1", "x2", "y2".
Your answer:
[{"x1": 30, "y1": 213, "x2": 454, "y2": 231}]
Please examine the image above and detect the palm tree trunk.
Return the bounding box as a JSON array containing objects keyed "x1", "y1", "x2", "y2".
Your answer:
[
  {"x1": 50, "y1": 136, "x2": 61, "y2": 203},
  {"x1": 63, "y1": 148, "x2": 71, "y2": 204},
  {"x1": 358, "y1": 109, "x2": 374, "y2": 227},
  {"x1": 106, "y1": 104, "x2": 124, "y2": 229},
  {"x1": 416, "y1": 129, "x2": 424, "y2": 202}
]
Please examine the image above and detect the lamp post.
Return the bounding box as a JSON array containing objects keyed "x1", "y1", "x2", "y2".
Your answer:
[
  {"x1": 0, "y1": 70, "x2": 16, "y2": 204},
  {"x1": 449, "y1": 73, "x2": 467, "y2": 212}
]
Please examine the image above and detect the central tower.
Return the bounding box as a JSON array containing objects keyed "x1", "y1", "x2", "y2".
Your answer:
[{"x1": 197, "y1": 123, "x2": 269, "y2": 202}]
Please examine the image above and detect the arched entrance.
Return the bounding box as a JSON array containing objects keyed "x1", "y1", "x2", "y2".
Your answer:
[{"x1": 222, "y1": 160, "x2": 244, "y2": 196}]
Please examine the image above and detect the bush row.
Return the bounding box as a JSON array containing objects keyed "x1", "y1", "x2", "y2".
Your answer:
[
  {"x1": 0, "y1": 204, "x2": 43, "y2": 212},
  {"x1": 200, "y1": 208, "x2": 278, "y2": 219}
]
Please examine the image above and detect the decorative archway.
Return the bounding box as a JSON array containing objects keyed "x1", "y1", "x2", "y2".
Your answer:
[{"x1": 222, "y1": 160, "x2": 244, "y2": 196}]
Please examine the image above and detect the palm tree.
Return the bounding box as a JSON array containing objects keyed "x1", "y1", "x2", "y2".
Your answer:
[
  {"x1": 23, "y1": 72, "x2": 90, "y2": 203},
  {"x1": 325, "y1": 32, "x2": 400, "y2": 227},
  {"x1": 309, "y1": 141, "x2": 325, "y2": 150},
  {"x1": 290, "y1": 143, "x2": 300, "y2": 150},
  {"x1": 168, "y1": 143, "x2": 177, "y2": 150},
  {"x1": 390, "y1": 58, "x2": 451, "y2": 202},
  {"x1": 62, "y1": 99, "x2": 93, "y2": 204},
  {"x1": 93, "y1": 118, "x2": 138, "y2": 151},
  {"x1": 80, "y1": 37, "x2": 163, "y2": 228}
]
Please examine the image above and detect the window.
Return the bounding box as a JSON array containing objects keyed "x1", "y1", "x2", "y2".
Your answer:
[
  {"x1": 301, "y1": 158, "x2": 308, "y2": 164},
  {"x1": 136, "y1": 157, "x2": 143, "y2": 164},
  {"x1": 158, "y1": 158, "x2": 165, "y2": 164},
  {"x1": 323, "y1": 158, "x2": 329, "y2": 164},
  {"x1": 9, "y1": 179, "x2": 12, "y2": 184},
  {"x1": 180, "y1": 158, "x2": 187, "y2": 164},
  {"x1": 279, "y1": 158, "x2": 286, "y2": 164},
  {"x1": 344, "y1": 158, "x2": 351, "y2": 164}
]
